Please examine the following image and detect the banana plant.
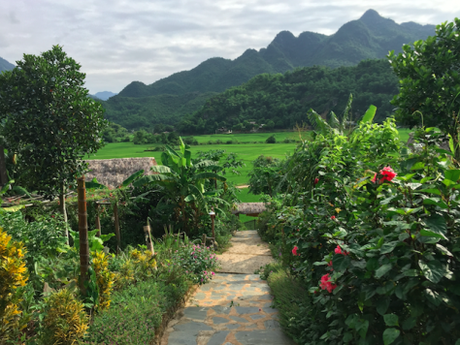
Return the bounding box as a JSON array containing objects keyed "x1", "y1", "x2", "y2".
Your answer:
[{"x1": 134, "y1": 137, "x2": 228, "y2": 235}]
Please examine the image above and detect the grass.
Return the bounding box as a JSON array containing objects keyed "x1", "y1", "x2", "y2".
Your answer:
[
  {"x1": 88, "y1": 128, "x2": 413, "y2": 192},
  {"x1": 184, "y1": 131, "x2": 304, "y2": 144},
  {"x1": 87, "y1": 133, "x2": 299, "y2": 186}
]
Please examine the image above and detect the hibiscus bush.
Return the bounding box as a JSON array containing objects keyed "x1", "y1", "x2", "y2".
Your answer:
[{"x1": 261, "y1": 124, "x2": 460, "y2": 344}]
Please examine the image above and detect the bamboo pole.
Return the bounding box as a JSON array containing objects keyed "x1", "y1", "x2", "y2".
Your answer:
[
  {"x1": 143, "y1": 225, "x2": 154, "y2": 256},
  {"x1": 95, "y1": 203, "x2": 101, "y2": 237},
  {"x1": 77, "y1": 177, "x2": 89, "y2": 296},
  {"x1": 113, "y1": 202, "x2": 121, "y2": 253},
  {"x1": 59, "y1": 182, "x2": 69, "y2": 245}
]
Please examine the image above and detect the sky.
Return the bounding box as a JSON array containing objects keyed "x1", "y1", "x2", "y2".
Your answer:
[{"x1": 1, "y1": 1, "x2": 459, "y2": 95}]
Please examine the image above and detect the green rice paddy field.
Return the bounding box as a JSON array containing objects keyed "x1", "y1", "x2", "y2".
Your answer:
[{"x1": 88, "y1": 129, "x2": 411, "y2": 203}]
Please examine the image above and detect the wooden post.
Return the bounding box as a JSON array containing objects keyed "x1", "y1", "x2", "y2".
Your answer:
[
  {"x1": 95, "y1": 203, "x2": 101, "y2": 237},
  {"x1": 60, "y1": 182, "x2": 69, "y2": 245},
  {"x1": 0, "y1": 146, "x2": 7, "y2": 188},
  {"x1": 77, "y1": 177, "x2": 89, "y2": 296},
  {"x1": 210, "y1": 207, "x2": 216, "y2": 239},
  {"x1": 113, "y1": 202, "x2": 121, "y2": 253},
  {"x1": 143, "y1": 225, "x2": 154, "y2": 256}
]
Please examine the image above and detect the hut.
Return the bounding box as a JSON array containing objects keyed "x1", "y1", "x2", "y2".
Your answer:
[
  {"x1": 84, "y1": 157, "x2": 157, "y2": 188},
  {"x1": 232, "y1": 202, "x2": 267, "y2": 217}
]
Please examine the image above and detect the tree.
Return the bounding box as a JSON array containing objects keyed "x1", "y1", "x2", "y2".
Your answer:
[
  {"x1": 248, "y1": 155, "x2": 283, "y2": 197},
  {"x1": 388, "y1": 19, "x2": 460, "y2": 160},
  {"x1": 0, "y1": 46, "x2": 108, "y2": 238}
]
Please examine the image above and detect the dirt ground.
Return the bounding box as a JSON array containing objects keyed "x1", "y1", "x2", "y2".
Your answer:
[{"x1": 216, "y1": 230, "x2": 274, "y2": 274}]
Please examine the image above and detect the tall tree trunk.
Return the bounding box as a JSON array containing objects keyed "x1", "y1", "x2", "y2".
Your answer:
[
  {"x1": 59, "y1": 182, "x2": 69, "y2": 245},
  {"x1": 77, "y1": 177, "x2": 89, "y2": 296}
]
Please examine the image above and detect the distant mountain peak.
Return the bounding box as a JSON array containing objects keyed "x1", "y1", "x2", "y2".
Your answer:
[
  {"x1": 0, "y1": 56, "x2": 15, "y2": 72},
  {"x1": 93, "y1": 91, "x2": 118, "y2": 101},
  {"x1": 360, "y1": 9, "x2": 381, "y2": 21}
]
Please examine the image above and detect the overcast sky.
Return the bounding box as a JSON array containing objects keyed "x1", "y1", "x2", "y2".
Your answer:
[{"x1": 1, "y1": 1, "x2": 459, "y2": 95}]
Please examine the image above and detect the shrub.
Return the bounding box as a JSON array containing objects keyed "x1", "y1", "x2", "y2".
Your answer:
[
  {"x1": 0, "y1": 227, "x2": 28, "y2": 342},
  {"x1": 40, "y1": 288, "x2": 89, "y2": 345},
  {"x1": 113, "y1": 247, "x2": 157, "y2": 289},
  {"x1": 84, "y1": 280, "x2": 163, "y2": 344},
  {"x1": 263, "y1": 264, "x2": 312, "y2": 343},
  {"x1": 92, "y1": 251, "x2": 115, "y2": 311},
  {"x1": 172, "y1": 243, "x2": 218, "y2": 285},
  {"x1": 271, "y1": 126, "x2": 460, "y2": 344},
  {"x1": 266, "y1": 135, "x2": 276, "y2": 143}
]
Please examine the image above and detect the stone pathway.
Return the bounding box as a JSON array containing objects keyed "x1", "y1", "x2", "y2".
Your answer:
[{"x1": 161, "y1": 231, "x2": 295, "y2": 345}]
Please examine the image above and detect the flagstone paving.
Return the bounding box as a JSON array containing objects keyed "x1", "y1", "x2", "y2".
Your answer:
[{"x1": 161, "y1": 231, "x2": 295, "y2": 345}]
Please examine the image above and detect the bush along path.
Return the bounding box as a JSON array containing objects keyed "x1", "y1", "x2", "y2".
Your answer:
[{"x1": 161, "y1": 230, "x2": 295, "y2": 345}]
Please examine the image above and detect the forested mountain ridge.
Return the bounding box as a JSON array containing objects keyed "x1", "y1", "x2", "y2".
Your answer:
[
  {"x1": 0, "y1": 57, "x2": 14, "y2": 72},
  {"x1": 176, "y1": 59, "x2": 399, "y2": 134},
  {"x1": 103, "y1": 9, "x2": 435, "y2": 130}
]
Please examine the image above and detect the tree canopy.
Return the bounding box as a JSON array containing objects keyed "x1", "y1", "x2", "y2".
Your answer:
[
  {"x1": 177, "y1": 59, "x2": 399, "y2": 134},
  {"x1": 0, "y1": 45, "x2": 108, "y2": 197},
  {"x1": 388, "y1": 18, "x2": 460, "y2": 159}
]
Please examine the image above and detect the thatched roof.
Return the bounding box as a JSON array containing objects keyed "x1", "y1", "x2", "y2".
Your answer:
[
  {"x1": 232, "y1": 202, "x2": 266, "y2": 216},
  {"x1": 85, "y1": 157, "x2": 157, "y2": 188}
]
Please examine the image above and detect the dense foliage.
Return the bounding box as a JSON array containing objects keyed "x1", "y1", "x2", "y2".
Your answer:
[
  {"x1": 102, "y1": 91, "x2": 217, "y2": 130},
  {"x1": 389, "y1": 18, "x2": 460, "y2": 162},
  {"x1": 0, "y1": 45, "x2": 108, "y2": 198},
  {"x1": 178, "y1": 60, "x2": 399, "y2": 134},
  {"x1": 257, "y1": 117, "x2": 460, "y2": 343},
  {"x1": 0, "y1": 208, "x2": 219, "y2": 344}
]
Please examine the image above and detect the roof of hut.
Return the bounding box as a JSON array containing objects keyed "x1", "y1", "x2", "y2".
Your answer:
[
  {"x1": 232, "y1": 202, "x2": 266, "y2": 216},
  {"x1": 84, "y1": 157, "x2": 157, "y2": 188}
]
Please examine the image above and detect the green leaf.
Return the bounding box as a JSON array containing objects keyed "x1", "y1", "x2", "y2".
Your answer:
[
  {"x1": 436, "y1": 243, "x2": 453, "y2": 257},
  {"x1": 375, "y1": 264, "x2": 392, "y2": 278},
  {"x1": 384, "y1": 314, "x2": 399, "y2": 327},
  {"x1": 419, "y1": 188, "x2": 442, "y2": 195},
  {"x1": 357, "y1": 319, "x2": 369, "y2": 339},
  {"x1": 383, "y1": 328, "x2": 400, "y2": 345},
  {"x1": 410, "y1": 161, "x2": 425, "y2": 170},
  {"x1": 3, "y1": 205, "x2": 25, "y2": 212},
  {"x1": 419, "y1": 260, "x2": 445, "y2": 283},
  {"x1": 403, "y1": 269, "x2": 418, "y2": 277},
  {"x1": 85, "y1": 179, "x2": 108, "y2": 190},
  {"x1": 445, "y1": 170, "x2": 460, "y2": 182},
  {"x1": 380, "y1": 241, "x2": 399, "y2": 255},
  {"x1": 333, "y1": 254, "x2": 351, "y2": 272},
  {"x1": 376, "y1": 297, "x2": 390, "y2": 315},
  {"x1": 402, "y1": 317, "x2": 416, "y2": 331},
  {"x1": 121, "y1": 169, "x2": 144, "y2": 187},
  {"x1": 424, "y1": 214, "x2": 448, "y2": 240},
  {"x1": 361, "y1": 105, "x2": 376, "y2": 123},
  {"x1": 420, "y1": 229, "x2": 445, "y2": 239}
]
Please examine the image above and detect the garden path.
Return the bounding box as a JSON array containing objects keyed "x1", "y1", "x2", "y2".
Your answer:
[{"x1": 160, "y1": 230, "x2": 294, "y2": 345}]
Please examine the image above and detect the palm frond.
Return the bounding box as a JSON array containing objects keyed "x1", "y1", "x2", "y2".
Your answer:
[
  {"x1": 150, "y1": 165, "x2": 172, "y2": 174},
  {"x1": 194, "y1": 172, "x2": 226, "y2": 182},
  {"x1": 308, "y1": 109, "x2": 332, "y2": 135}
]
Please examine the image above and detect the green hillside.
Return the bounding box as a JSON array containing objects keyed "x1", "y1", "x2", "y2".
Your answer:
[
  {"x1": 102, "y1": 9, "x2": 434, "y2": 130},
  {"x1": 102, "y1": 91, "x2": 219, "y2": 129},
  {"x1": 177, "y1": 59, "x2": 399, "y2": 134}
]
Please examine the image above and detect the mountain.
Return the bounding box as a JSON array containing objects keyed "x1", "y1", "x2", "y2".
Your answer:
[
  {"x1": 103, "y1": 9, "x2": 435, "y2": 130},
  {"x1": 0, "y1": 57, "x2": 15, "y2": 72},
  {"x1": 177, "y1": 59, "x2": 399, "y2": 134},
  {"x1": 93, "y1": 91, "x2": 118, "y2": 100}
]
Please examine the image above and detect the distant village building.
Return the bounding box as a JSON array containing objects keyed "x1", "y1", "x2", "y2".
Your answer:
[
  {"x1": 85, "y1": 157, "x2": 157, "y2": 189},
  {"x1": 216, "y1": 127, "x2": 232, "y2": 134}
]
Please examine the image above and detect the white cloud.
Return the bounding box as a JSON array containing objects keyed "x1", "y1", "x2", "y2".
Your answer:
[{"x1": 0, "y1": 0, "x2": 459, "y2": 93}]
